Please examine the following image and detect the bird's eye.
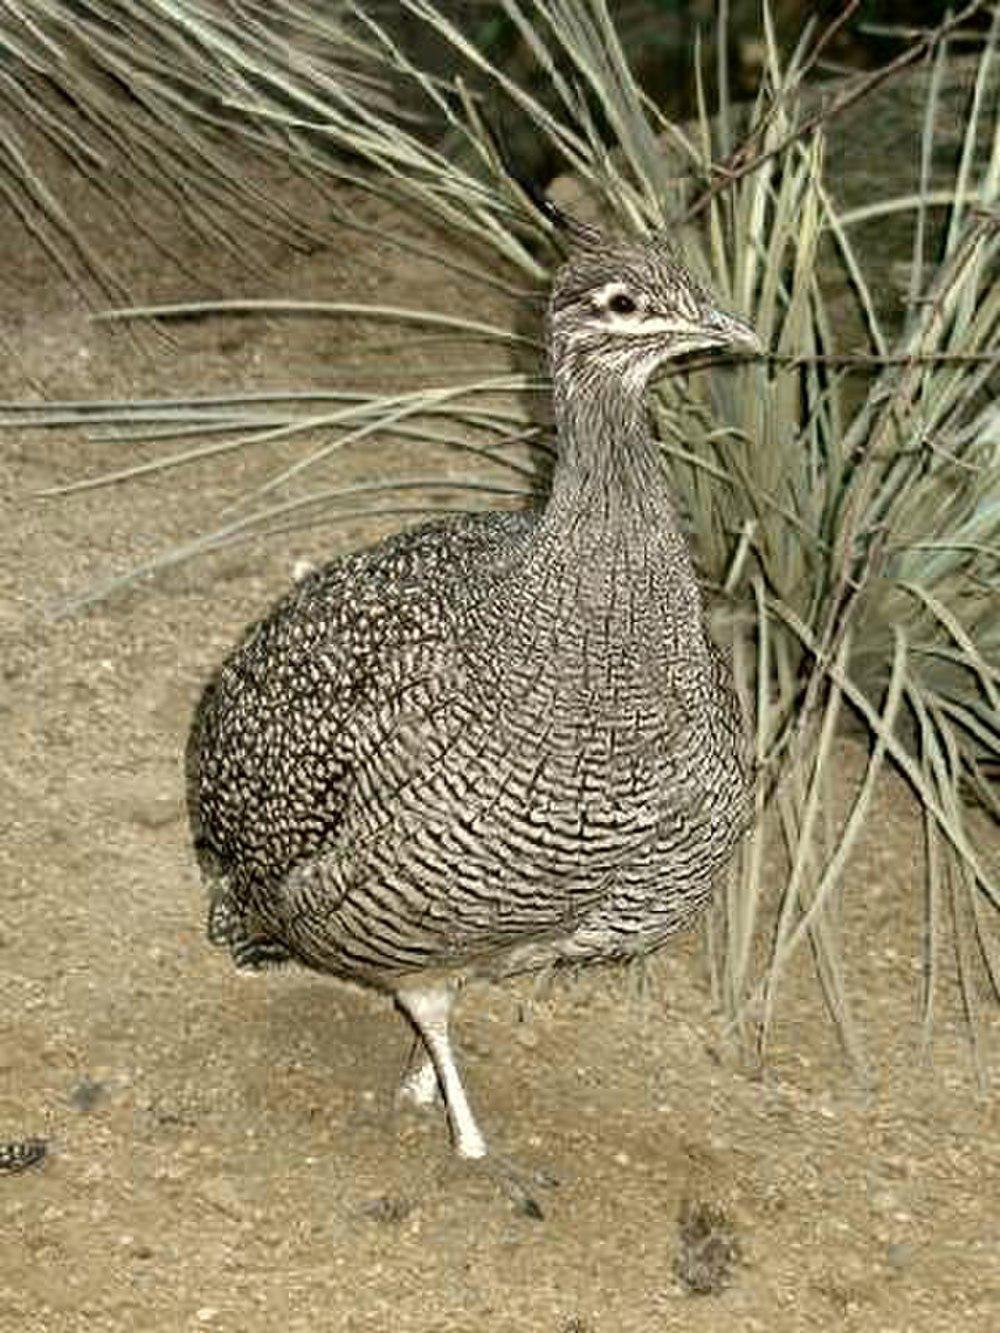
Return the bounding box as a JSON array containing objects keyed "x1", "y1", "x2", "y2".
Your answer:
[{"x1": 606, "y1": 291, "x2": 638, "y2": 315}]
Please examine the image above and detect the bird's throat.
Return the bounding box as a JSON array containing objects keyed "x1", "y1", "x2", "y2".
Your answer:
[
  {"x1": 490, "y1": 374, "x2": 708, "y2": 669},
  {"x1": 546, "y1": 373, "x2": 684, "y2": 547}
]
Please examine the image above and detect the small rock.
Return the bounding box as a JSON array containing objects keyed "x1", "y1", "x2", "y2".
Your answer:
[{"x1": 887, "y1": 1241, "x2": 915, "y2": 1271}]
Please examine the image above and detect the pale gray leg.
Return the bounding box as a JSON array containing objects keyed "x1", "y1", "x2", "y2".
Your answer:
[
  {"x1": 397, "y1": 1049, "x2": 439, "y2": 1107},
  {"x1": 395, "y1": 984, "x2": 487, "y2": 1160}
]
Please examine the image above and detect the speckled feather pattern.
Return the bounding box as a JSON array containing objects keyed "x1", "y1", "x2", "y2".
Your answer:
[{"x1": 191, "y1": 237, "x2": 754, "y2": 998}]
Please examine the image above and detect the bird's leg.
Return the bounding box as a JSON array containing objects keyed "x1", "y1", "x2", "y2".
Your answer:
[
  {"x1": 397, "y1": 1040, "x2": 440, "y2": 1108},
  {"x1": 395, "y1": 984, "x2": 487, "y2": 1159},
  {"x1": 395, "y1": 984, "x2": 555, "y2": 1218}
]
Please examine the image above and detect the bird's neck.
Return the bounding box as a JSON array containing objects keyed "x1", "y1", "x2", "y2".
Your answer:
[
  {"x1": 505, "y1": 366, "x2": 708, "y2": 661},
  {"x1": 467, "y1": 369, "x2": 711, "y2": 702},
  {"x1": 545, "y1": 368, "x2": 681, "y2": 540}
]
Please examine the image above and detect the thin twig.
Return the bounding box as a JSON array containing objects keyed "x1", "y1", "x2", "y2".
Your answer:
[
  {"x1": 779, "y1": 351, "x2": 1000, "y2": 368},
  {"x1": 681, "y1": 0, "x2": 990, "y2": 223}
]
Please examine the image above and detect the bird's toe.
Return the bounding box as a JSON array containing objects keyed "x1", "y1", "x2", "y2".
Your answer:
[{"x1": 461, "y1": 1149, "x2": 559, "y2": 1220}]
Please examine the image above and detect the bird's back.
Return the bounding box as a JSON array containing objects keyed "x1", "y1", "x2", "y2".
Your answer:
[{"x1": 193, "y1": 511, "x2": 531, "y2": 857}]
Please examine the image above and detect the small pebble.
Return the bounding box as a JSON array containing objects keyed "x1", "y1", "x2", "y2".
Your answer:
[{"x1": 887, "y1": 1241, "x2": 915, "y2": 1270}]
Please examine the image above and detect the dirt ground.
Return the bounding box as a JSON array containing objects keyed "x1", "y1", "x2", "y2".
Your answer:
[{"x1": 2, "y1": 144, "x2": 999, "y2": 1333}]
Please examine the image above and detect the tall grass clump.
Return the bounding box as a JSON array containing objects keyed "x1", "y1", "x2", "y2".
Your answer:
[
  {"x1": 0, "y1": 0, "x2": 400, "y2": 296},
  {"x1": 4, "y1": 1, "x2": 997, "y2": 1066}
]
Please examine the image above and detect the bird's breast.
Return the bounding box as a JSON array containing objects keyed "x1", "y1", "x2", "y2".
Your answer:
[{"x1": 341, "y1": 632, "x2": 736, "y2": 885}]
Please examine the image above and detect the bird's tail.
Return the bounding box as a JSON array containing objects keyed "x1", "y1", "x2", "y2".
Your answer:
[{"x1": 206, "y1": 879, "x2": 293, "y2": 971}]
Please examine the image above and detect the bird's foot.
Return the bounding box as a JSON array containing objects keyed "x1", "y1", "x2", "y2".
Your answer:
[
  {"x1": 396, "y1": 1055, "x2": 440, "y2": 1109},
  {"x1": 456, "y1": 1147, "x2": 559, "y2": 1220}
]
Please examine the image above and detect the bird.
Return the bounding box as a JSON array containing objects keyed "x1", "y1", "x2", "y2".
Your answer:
[{"x1": 188, "y1": 212, "x2": 759, "y2": 1178}]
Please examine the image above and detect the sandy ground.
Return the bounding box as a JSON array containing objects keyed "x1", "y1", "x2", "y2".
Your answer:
[{"x1": 2, "y1": 143, "x2": 999, "y2": 1333}]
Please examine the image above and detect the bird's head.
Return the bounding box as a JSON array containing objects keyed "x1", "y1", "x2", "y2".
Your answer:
[{"x1": 547, "y1": 228, "x2": 760, "y2": 391}]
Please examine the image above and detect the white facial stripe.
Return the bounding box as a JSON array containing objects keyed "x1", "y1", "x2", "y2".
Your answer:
[
  {"x1": 564, "y1": 317, "x2": 718, "y2": 358},
  {"x1": 588, "y1": 312, "x2": 706, "y2": 338}
]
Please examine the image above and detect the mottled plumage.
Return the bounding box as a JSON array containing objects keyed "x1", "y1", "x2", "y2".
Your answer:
[{"x1": 190, "y1": 226, "x2": 758, "y2": 1163}]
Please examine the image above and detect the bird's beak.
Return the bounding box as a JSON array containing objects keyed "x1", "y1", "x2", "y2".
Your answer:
[{"x1": 704, "y1": 306, "x2": 762, "y2": 355}]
